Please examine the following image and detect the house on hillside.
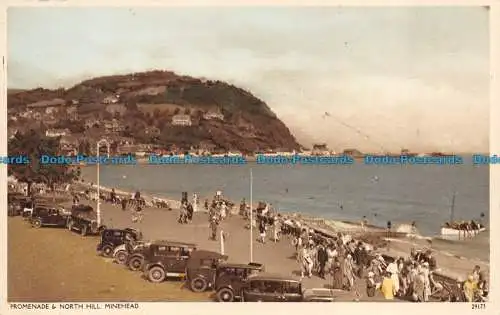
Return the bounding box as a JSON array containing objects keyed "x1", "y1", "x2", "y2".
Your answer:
[
  {"x1": 203, "y1": 111, "x2": 224, "y2": 121},
  {"x1": 44, "y1": 116, "x2": 58, "y2": 126},
  {"x1": 101, "y1": 95, "x2": 119, "y2": 104},
  {"x1": 46, "y1": 128, "x2": 69, "y2": 138},
  {"x1": 343, "y1": 148, "x2": 364, "y2": 157},
  {"x1": 103, "y1": 119, "x2": 124, "y2": 133},
  {"x1": 172, "y1": 114, "x2": 192, "y2": 126},
  {"x1": 198, "y1": 141, "x2": 217, "y2": 153},
  {"x1": 19, "y1": 110, "x2": 33, "y2": 119},
  {"x1": 84, "y1": 118, "x2": 100, "y2": 129},
  {"x1": 145, "y1": 126, "x2": 161, "y2": 136},
  {"x1": 106, "y1": 103, "x2": 127, "y2": 116},
  {"x1": 66, "y1": 106, "x2": 79, "y2": 120},
  {"x1": 59, "y1": 135, "x2": 79, "y2": 155},
  {"x1": 26, "y1": 98, "x2": 66, "y2": 112},
  {"x1": 32, "y1": 112, "x2": 43, "y2": 120},
  {"x1": 312, "y1": 143, "x2": 329, "y2": 155}
]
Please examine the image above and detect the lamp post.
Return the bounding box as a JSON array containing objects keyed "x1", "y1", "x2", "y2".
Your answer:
[
  {"x1": 96, "y1": 139, "x2": 110, "y2": 227},
  {"x1": 250, "y1": 168, "x2": 253, "y2": 263},
  {"x1": 220, "y1": 230, "x2": 225, "y2": 255}
]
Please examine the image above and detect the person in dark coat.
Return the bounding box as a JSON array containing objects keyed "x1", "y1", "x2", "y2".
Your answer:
[
  {"x1": 317, "y1": 243, "x2": 328, "y2": 279},
  {"x1": 121, "y1": 198, "x2": 128, "y2": 211},
  {"x1": 187, "y1": 202, "x2": 194, "y2": 222},
  {"x1": 331, "y1": 257, "x2": 343, "y2": 289},
  {"x1": 209, "y1": 216, "x2": 219, "y2": 240},
  {"x1": 110, "y1": 188, "x2": 116, "y2": 203}
]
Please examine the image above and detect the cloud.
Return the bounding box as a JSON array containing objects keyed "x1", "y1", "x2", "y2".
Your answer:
[{"x1": 7, "y1": 7, "x2": 489, "y2": 152}]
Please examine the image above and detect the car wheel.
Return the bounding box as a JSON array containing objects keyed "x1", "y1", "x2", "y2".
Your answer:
[
  {"x1": 115, "y1": 250, "x2": 128, "y2": 264},
  {"x1": 217, "y1": 288, "x2": 235, "y2": 302},
  {"x1": 128, "y1": 256, "x2": 144, "y2": 271},
  {"x1": 102, "y1": 245, "x2": 113, "y2": 257},
  {"x1": 81, "y1": 224, "x2": 88, "y2": 236},
  {"x1": 148, "y1": 266, "x2": 166, "y2": 283},
  {"x1": 32, "y1": 219, "x2": 42, "y2": 228},
  {"x1": 190, "y1": 277, "x2": 208, "y2": 292}
]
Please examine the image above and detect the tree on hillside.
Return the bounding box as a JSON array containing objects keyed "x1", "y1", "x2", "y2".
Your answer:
[
  {"x1": 8, "y1": 129, "x2": 80, "y2": 195},
  {"x1": 78, "y1": 139, "x2": 91, "y2": 155},
  {"x1": 125, "y1": 99, "x2": 138, "y2": 111}
]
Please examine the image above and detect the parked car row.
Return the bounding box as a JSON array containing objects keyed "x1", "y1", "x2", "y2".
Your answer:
[
  {"x1": 96, "y1": 227, "x2": 335, "y2": 302},
  {"x1": 9, "y1": 197, "x2": 334, "y2": 302}
]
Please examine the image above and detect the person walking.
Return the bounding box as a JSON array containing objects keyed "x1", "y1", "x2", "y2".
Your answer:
[
  {"x1": 366, "y1": 271, "x2": 377, "y2": 297},
  {"x1": 187, "y1": 202, "x2": 194, "y2": 222},
  {"x1": 192, "y1": 193, "x2": 198, "y2": 212},
  {"x1": 258, "y1": 218, "x2": 267, "y2": 243},
  {"x1": 380, "y1": 272, "x2": 396, "y2": 300},
  {"x1": 209, "y1": 216, "x2": 218, "y2": 241},
  {"x1": 344, "y1": 254, "x2": 356, "y2": 291},
  {"x1": 317, "y1": 243, "x2": 328, "y2": 279}
]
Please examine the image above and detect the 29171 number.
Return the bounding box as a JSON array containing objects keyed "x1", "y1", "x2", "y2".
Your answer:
[{"x1": 471, "y1": 303, "x2": 486, "y2": 310}]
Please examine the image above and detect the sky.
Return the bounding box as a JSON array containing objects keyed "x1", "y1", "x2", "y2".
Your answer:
[{"x1": 7, "y1": 7, "x2": 490, "y2": 153}]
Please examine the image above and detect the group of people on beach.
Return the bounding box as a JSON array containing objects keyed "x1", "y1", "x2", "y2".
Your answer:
[
  {"x1": 248, "y1": 215, "x2": 488, "y2": 303},
  {"x1": 443, "y1": 219, "x2": 484, "y2": 238}
]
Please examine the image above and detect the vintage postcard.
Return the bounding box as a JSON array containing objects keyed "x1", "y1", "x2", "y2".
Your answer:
[{"x1": 1, "y1": 1, "x2": 498, "y2": 315}]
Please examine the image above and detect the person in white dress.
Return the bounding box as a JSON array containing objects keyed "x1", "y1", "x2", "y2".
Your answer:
[
  {"x1": 301, "y1": 246, "x2": 314, "y2": 278},
  {"x1": 220, "y1": 202, "x2": 227, "y2": 220},
  {"x1": 192, "y1": 193, "x2": 198, "y2": 212},
  {"x1": 272, "y1": 216, "x2": 280, "y2": 242}
]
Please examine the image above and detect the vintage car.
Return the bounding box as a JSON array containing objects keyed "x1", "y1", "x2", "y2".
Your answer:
[
  {"x1": 30, "y1": 205, "x2": 70, "y2": 228},
  {"x1": 21, "y1": 199, "x2": 35, "y2": 218},
  {"x1": 96, "y1": 228, "x2": 143, "y2": 257},
  {"x1": 218, "y1": 273, "x2": 335, "y2": 302},
  {"x1": 206, "y1": 263, "x2": 264, "y2": 301},
  {"x1": 126, "y1": 240, "x2": 195, "y2": 272},
  {"x1": 8, "y1": 193, "x2": 29, "y2": 217},
  {"x1": 185, "y1": 250, "x2": 229, "y2": 292},
  {"x1": 142, "y1": 241, "x2": 197, "y2": 283},
  {"x1": 67, "y1": 204, "x2": 107, "y2": 236}
]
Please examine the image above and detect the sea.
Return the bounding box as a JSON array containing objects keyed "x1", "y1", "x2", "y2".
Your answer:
[{"x1": 80, "y1": 161, "x2": 489, "y2": 239}]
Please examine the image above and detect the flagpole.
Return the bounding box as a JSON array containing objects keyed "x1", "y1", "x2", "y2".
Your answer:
[{"x1": 250, "y1": 168, "x2": 253, "y2": 263}]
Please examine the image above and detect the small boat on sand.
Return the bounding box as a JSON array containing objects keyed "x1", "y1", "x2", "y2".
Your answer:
[{"x1": 441, "y1": 190, "x2": 486, "y2": 238}]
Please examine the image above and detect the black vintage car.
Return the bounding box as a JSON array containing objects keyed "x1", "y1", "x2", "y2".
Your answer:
[
  {"x1": 141, "y1": 241, "x2": 197, "y2": 283},
  {"x1": 235, "y1": 273, "x2": 335, "y2": 302},
  {"x1": 126, "y1": 240, "x2": 195, "y2": 272},
  {"x1": 30, "y1": 205, "x2": 70, "y2": 228},
  {"x1": 185, "y1": 250, "x2": 229, "y2": 292},
  {"x1": 209, "y1": 263, "x2": 264, "y2": 301},
  {"x1": 67, "y1": 204, "x2": 106, "y2": 236},
  {"x1": 96, "y1": 228, "x2": 143, "y2": 257}
]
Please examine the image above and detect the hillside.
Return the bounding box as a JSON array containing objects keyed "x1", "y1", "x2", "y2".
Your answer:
[{"x1": 8, "y1": 70, "x2": 301, "y2": 153}]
